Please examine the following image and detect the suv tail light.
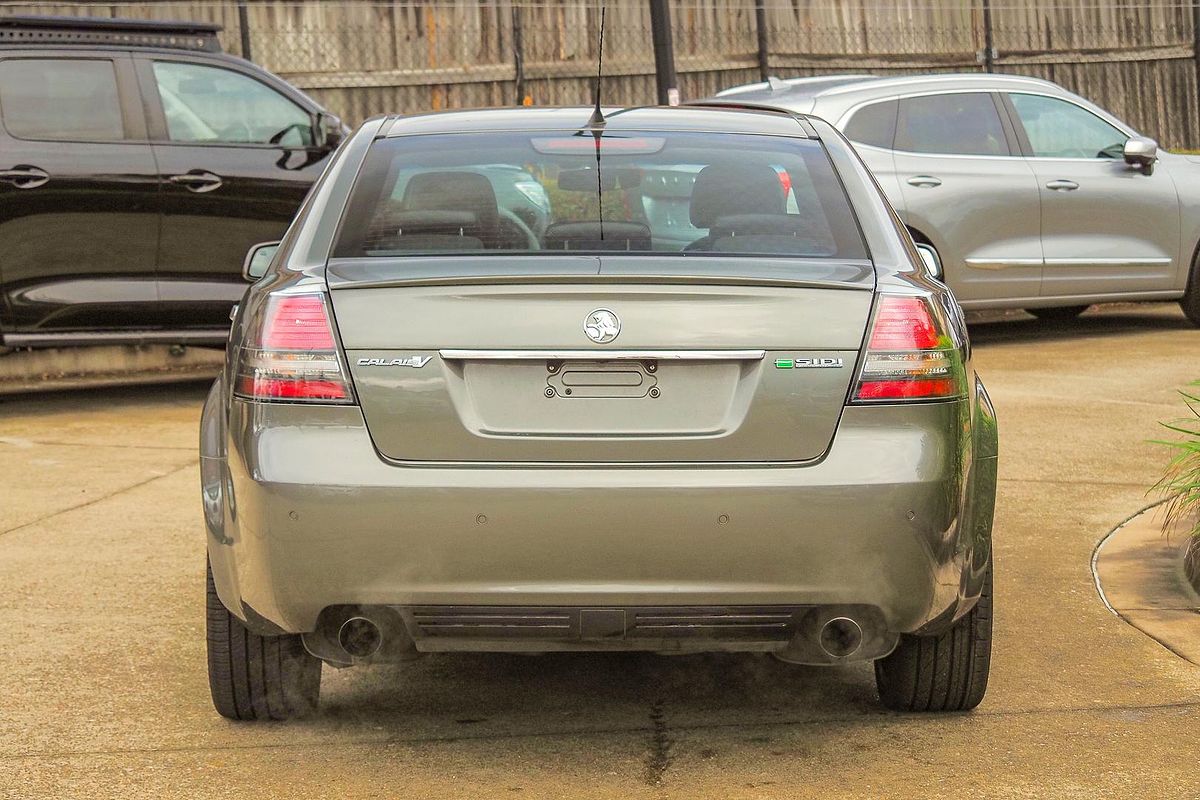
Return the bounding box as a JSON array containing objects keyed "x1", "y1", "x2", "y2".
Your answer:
[
  {"x1": 852, "y1": 295, "x2": 964, "y2": 402},
  {"x1": 234, "y1": 292, "x2": 355, "y2": 403}
]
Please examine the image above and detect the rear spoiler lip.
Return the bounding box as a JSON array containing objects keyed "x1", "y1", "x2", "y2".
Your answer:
[{"x1": 324, "y1": 257, "x2": 876, "y2": 293}]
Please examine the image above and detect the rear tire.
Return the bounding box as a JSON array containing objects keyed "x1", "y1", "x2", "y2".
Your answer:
[
  {"x1": 874, "y1": 561, "x2": 992, "y2": 712},
  {"x1": 206, "y1": 559, "x2": 321, "y2": 720},
  {"x1": 1181, "y1": 251, "x2": 1200, "y2": 326},
  {"x1": 1026, "y1": 305, "x2": 1088, "y2": 321}
]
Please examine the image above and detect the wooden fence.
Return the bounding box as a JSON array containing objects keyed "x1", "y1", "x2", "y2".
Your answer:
[{"x1": 3, "y1": 1, "x2": 1199, "y2": 147}]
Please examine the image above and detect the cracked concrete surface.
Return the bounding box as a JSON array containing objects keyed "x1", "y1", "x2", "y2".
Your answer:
[{"x1": 1, "y1": 303, "x2": 1199, "y2": 798}]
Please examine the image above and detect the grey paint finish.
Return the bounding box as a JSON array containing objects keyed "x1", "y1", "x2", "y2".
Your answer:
[
  {"x1": 348, "y1": 348, "x2": 860, "y2": 463},
  {"x1": 329, "y1": 282, "x2": 872, "y2": 350},
  {"x1": 334, "y1": 280, "x2": 871, "y2": 463},
  {"x1": 206, "y1": 396, "x2": 993, "y2": 638}
]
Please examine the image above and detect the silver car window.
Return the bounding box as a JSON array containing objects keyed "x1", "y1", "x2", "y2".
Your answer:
[
  {"x1": 896, "y1": 92, "x2": 1009, "y2": 157},
  {"x1": 1008, "y1": 93, "x2": 1126, "y2": 159},
  {"x1": 843, "y1": 99, "x2": 897, "y2": 150}
]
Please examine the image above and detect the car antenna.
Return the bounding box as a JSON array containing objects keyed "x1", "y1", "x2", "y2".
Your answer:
[
  {"x1": 587, "y1": 6, "x2": 606, "y2": 129},
  {"x1": 589, "y1": 6, "x2": 606, "y2": 242}
]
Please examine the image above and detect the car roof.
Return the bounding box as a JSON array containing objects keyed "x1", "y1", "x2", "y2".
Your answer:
[
  {"x1": 382, "y1": 105, "x2": 814, "y2": 138},
  {"x1": 714, "y1": 74, "x2": 881, "y2": 100},
  {"x1": 712, "y1": 72, "x2": 1069, "y2": 107}
]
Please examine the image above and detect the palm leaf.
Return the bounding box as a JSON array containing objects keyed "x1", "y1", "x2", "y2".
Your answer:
[{"x1": 1153, "y1": 383, "x2": 1200, "y2": 539}]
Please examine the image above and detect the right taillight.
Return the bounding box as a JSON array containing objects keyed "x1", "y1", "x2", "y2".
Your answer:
[
  {"x1": 234, "y1": 291, "x2": 355, "y2": 404},
  {"x1": 852, "y1": 294, "x2": 965, "y2": 403}
]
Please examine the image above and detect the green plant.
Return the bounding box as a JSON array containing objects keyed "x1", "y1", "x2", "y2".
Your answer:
[{"x1": 1153, "y1": 381, "x2": 1200, "y2": 539}]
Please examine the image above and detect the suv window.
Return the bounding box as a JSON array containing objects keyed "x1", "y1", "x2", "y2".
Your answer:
[
  {"x1": 1008, "y1": 93, "x2": 1127, "y2": 159},
  {"x1": 151, "y1": 61, "x2": 313, "y2": 146},
  {"x1": 896, "y1": 93, "x2": 1008, "y2": 156},
  {"x1": 0, "y1": 58, "x2": 124, "y2": 141},
  {"x1": 333, "y1": 131, "x2": 868, "y2": 261},
  {"x1": 843, "y1": 100, "x2": 897, "y2": 149}
]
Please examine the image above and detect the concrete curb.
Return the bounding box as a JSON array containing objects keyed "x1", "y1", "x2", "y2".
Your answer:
[
  {"x1": 0, "y1": 344, "x2": 223, "y2": 394},
  {"x1": 1092, "y1": 500, "x2": 1200, "y2": 666}
]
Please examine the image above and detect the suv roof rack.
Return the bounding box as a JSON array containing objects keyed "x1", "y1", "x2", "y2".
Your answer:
[{"x1": 0, "y1": 15, "x2": 223, "y2": 53}]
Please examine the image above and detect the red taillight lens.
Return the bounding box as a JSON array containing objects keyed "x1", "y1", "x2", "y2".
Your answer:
[
  {"x1": 775, "y1": 168, "x2": 792, "y2": 197},
  {"x1": 234, "y1": 292, "x2": 354, "y2": 403},
  {"x1": 259, "y1": 295, "x2": 336, "y2": 350},
  {"x1": 852, "y1": 295, "x2": 963, "y2": 403},
  {"x1": 867, "y1": 296, "x2": 941, "y2": 350}
]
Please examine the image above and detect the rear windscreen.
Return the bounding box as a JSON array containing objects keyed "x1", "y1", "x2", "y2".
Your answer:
[{"x1": 332, "y1": 130, "x2": 868, "y2": 260}]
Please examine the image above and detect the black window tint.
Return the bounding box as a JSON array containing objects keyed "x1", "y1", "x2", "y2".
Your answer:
[
  {"x1": 333, "y1": 131, "x2": 868, "y2": 262},
  {"x1": 0, "y1": 59, "x2": 124, "y2": 141},
  {"x1": 844, "y1": 100, "x2": 897, "y2": 149},
  {"x1": 896, "y1": 93, "x2": 1008, "y2": 156},
  {"x1": 152, "y1": 61, "x2": 313, "y2": 146}
]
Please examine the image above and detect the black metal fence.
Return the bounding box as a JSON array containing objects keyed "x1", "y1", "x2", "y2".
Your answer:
[{"x1": 1, "y1": 1, "x2": 1199, "y2": 147}]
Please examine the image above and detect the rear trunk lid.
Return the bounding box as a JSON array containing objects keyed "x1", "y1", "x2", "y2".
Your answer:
[{"x1": 329, "y1": 255, "x2": 873, "y2": 464}]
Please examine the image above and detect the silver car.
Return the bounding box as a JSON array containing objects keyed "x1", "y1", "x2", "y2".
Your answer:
[
  {"x1": 711, "y1": 73, "x2": 1200, "y2": 322},
  {"x1": 201, "y1": 105, "x2": 998, "y2": 720}
]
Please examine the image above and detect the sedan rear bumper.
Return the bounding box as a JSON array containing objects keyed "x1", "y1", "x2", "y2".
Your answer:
[{"x1": 203, "y1": 386, "x2": 997, "y2": 657}]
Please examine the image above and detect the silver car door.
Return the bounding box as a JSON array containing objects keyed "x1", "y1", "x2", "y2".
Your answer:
[
  {"x1": 891, "y1": 91, "x2": 1042, "y2": 307},
  {"x1": 1003, "y1": 91, "x2": 1180, "y2": 298}
]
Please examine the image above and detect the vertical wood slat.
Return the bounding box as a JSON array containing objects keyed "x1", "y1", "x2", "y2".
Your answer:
[{"x1": 0, "y1": 1, "x2": 1196, "y2": 147}]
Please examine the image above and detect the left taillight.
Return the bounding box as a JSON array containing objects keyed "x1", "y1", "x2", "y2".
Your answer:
[{"x1": 234, "y1": 292, "x2": 355, "y2": 404}]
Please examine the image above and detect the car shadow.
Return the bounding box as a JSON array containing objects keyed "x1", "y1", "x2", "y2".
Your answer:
[
  {"x1": 967, "y1": 304, "x2": 1193, "y2": 347},
  {"x1": 316, "y1": 651, "x2": 885, "y2": 734}
]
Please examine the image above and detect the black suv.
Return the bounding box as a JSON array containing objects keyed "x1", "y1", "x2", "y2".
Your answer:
[{"x1": 0, "y1": 16, "x2": 344, "y2": 347}]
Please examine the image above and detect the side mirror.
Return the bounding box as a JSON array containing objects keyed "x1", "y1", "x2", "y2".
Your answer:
[
  {"x1": 1124, "y1": 136, "x2": 1157, "y2": 174},
  {"x1": 914, "y1": 242, "x2": 942, "y2": 279},
  {"x1": 243, "y1": 241, "x2": 280, "y2": 282},
  {"x1": 316, "y1": 112, "x2": 345, "y2": 151}
]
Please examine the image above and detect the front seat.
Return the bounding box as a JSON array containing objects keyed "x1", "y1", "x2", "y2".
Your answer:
[
  {"x1": 686, "y1": 163, "x2": 786, "y2": 251},
  {"x1": 402, "y1": 171, "x2": 502, "y2": 248}
]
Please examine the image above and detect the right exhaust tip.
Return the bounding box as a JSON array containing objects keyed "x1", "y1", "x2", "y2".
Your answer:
[
  {"x1": 819, "y1": 616, "x2": 863, "y2": 659},
  {"x1": 338, "y1": 616, "x2": 383, "y2": 659}
]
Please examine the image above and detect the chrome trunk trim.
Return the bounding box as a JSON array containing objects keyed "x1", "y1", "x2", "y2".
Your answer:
[{"x1": 439, "y1": 349, "x2": 766, "y2": 361}]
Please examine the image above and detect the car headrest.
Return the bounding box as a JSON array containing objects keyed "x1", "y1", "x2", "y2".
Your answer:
[
  {"x1": 402, "y1": 171, "x2": 499, "y2": 239},
  {"x1": 543, "y1": 221, "x2": 652, "y2": 251},
  {"x1": 689, "y1": 163, "x2": 786, "y2": 229}
]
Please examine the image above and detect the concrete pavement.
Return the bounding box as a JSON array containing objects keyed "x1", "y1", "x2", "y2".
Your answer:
[
  {"x1": 1094, "y1": 501, "x2": 1200, "y2": 666},
  {"x1": 1, "y1": 303, "x2": 1198, "y2": 798}
]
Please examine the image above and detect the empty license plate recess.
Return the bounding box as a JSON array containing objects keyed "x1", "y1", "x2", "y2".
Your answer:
[{"x1": 546, "y1": 360, "x2": 659, "y2": 398}]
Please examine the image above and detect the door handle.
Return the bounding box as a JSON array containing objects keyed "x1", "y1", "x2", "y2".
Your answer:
[
  {"x1": 169, "y1": 171, "x2": 223, "y2": 193},
  {"x1": 1045, "y1": 179, "x2": 1079, "y2": 192},
  {"x1": 906, "y1": 175, "x2": 942, "y2": 188},
  {"x1": 0, "y1": 166, "x2": 50, "y2": 189}
]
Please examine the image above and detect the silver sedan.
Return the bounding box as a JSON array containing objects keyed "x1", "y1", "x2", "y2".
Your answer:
[
  {"x1": 709, "y1": 73, "x2": 1200, "y2": 323},
  {"x1": 201, "y1": 105, "x2": 998, "y2": 720}
]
